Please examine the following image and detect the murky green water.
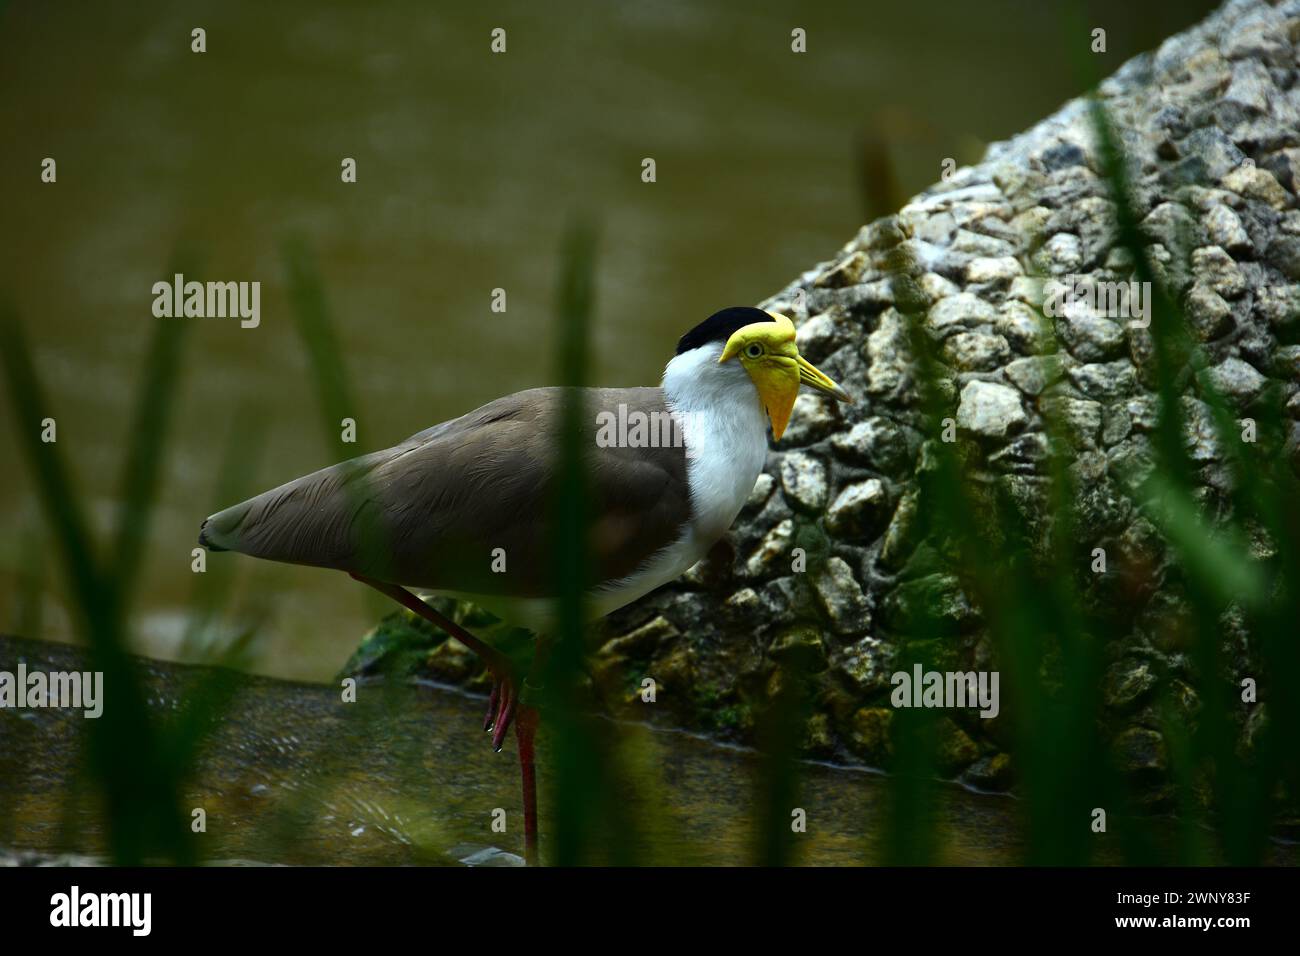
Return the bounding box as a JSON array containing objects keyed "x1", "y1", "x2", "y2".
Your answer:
[
  {"x1": 4, "y1": 634, "x2": 1012, "y2": 865},
  {"x1": 5, "y1": 636, "x2": 1294, "y2": 866},
  {"x1": 0, "y1": 0, "x2": 1217, "y2": 680}
]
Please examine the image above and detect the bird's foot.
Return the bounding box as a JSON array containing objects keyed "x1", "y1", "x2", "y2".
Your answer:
[
  {"x1": 483, "y1": 660, "x2": 521, "y2": 752},
  {"x1": 484, "y1": 664, "x2": 547, "y2": 753}
]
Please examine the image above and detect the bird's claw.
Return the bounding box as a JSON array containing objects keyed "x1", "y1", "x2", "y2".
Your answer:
[
  {"x1": 483, "y1": 667, "x2": 520, "y2": 752},
  {"x1": 484, "y1": 680, "x2": 501, "y2": 732}
]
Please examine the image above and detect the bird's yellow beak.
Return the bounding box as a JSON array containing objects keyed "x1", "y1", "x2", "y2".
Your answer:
[
  {"x1": 720, "y1": 312, "x2": 852, "y2": 440},
  {"x1": 796, "y1": 354, "x2": 854, "y2": 405}
]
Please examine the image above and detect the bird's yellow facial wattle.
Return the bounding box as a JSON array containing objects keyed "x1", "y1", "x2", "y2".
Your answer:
[{"x1": 719, "y1": 312, "x2": 852, "y2": 439}]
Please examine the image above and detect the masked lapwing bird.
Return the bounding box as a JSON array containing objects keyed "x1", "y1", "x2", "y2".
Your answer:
[{"x1": 198, "y1": 306, "x2": 851, "y2": 864}]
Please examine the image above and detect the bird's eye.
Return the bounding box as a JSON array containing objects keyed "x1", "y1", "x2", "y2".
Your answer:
[{"x1": 744, "y1": 343, "x2": 764, "y2": 359}]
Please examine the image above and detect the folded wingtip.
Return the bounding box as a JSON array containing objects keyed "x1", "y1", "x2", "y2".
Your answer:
[{"x1": 198, "y1": 517, "x2": 228, "y2": 552}]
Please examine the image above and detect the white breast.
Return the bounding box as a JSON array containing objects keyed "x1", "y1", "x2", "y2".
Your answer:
[
  {"x1": 664, "y1": 343, "x2": 771, "y2": 540},
  {"x1": 583, "y1": 344, "x2": 769, "y2": 616}
]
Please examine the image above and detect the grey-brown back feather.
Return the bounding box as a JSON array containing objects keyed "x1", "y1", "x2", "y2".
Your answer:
[{"x1": 201, "y1": 387, "x2": 692, "y2": 597}]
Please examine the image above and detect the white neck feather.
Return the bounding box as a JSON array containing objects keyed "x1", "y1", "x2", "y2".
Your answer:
[{"x1": 662, "y1": 345, "x2": 771, "y2": 538}]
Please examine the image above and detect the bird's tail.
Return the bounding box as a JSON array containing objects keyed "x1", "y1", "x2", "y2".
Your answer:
[{"x1": 198, "y1": 515, "x2": 232, "y2": 552}]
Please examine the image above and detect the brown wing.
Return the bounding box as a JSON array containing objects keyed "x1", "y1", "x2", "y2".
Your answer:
[{"x1": 199, "y1": 387, "x2": 693, "y2": 597}]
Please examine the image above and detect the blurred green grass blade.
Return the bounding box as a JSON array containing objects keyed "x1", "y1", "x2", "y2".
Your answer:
[
  {"x1": 546, "y1": 219, "x2": 648, "y2": 865},
  {"x1": 751, "y1": 658, "x2": 811, "y2": 866},
  {"x1": 2, "y1": 289, "x2": 229, "y2": 865},
  {"x1": 111, "y1": 251, "x2": 197, "y2": 613},
  {"x1": 1134, "y1": 472, "x2": 1264, "y2": 608},
  {"x1": 182, "y1": 403, "x2": 268, "y2": 657},
  {"x1": 277, "y1": 239, "x2": 480, "y2": 860},
  {"x1": 15, "y1": 523, "x2": 45, "y2": 640},
  {"x1": 0, "y1": 300, "x2": 103, "y2": 617},
  {"x1": 881, "y1": 659, "x2": 939, "y2": 866},
  {"x1": 856, "y1": 129, "x2": 905, "y2": 225},
  {"x1": 549, "y1": 218, "x2": 599, "y2": 865},
  {"x1": 283, "y1": 238, "x2": 358, "y2": 452},
  {"x1": 554, "y1": 223, "x2": 595, "y2": 628},
  {"x1": 1088, "y1": 98, "x2": 1201, "y2": 491},
  {"x1": 1087, "y1": 92, "x2": 1292, "y2": 863},
  {"x1": 888, "y1": 232, "x2": 1114, "y2": 864},
  {"x1": 281, "y1": 238, "x2": 396, "y2": 584}
]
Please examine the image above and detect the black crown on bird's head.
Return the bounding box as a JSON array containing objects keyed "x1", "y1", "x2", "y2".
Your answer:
[{"x1": 676, "y1": 307, "x2": 775, "y2": 356}]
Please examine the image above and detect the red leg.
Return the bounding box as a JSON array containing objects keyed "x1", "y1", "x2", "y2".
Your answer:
[
  {"x1": 350, "y1": 573, "x2": 524, "y2": 743},
  {"x1": 516, "y1": 702, "x2": 540, "y2": 866},
  {"x1": 351, "y1": 573, "x2": 500, "y2": 662},
  {"x1": 352, "y1": 574, "x2": 555, "y2": 864},
  {"x1": 516, "y1": 636, "x2": 552, "y2": 866}
]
